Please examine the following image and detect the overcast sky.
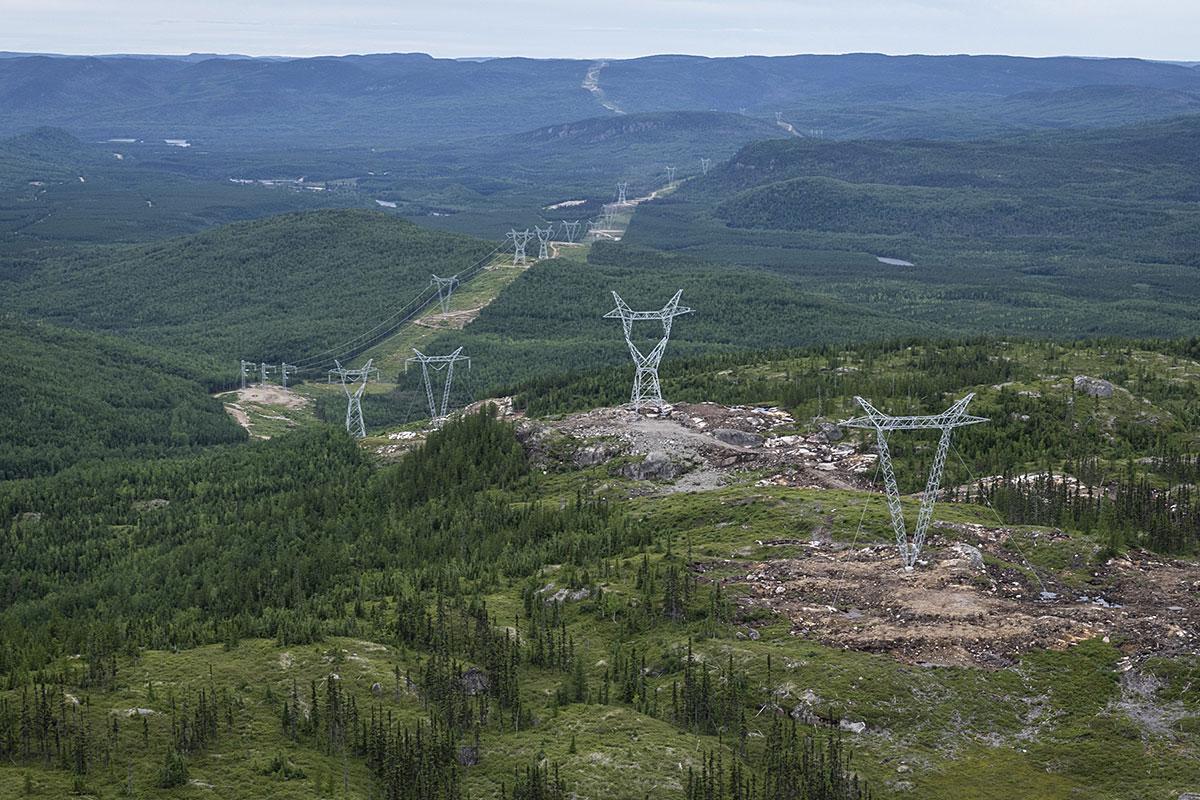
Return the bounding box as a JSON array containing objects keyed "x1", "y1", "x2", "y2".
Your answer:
[{"x1": 1, "y1": 1, "x2": 1197, "y2": 61}]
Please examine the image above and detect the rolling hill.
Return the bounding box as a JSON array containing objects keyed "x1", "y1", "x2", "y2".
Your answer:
[
  {"x1": 624, "y1": 115, "x2": 1200, "y2": 339},
  {"x1": 0, "y1": 209, "x2": 498, "y2": 368},
  {"x1": 0, "y1": 319, "x2": 244, "y2": 479},
  {"x1": 1, "y1": 52, "x2": 1199, "y2": 147}
]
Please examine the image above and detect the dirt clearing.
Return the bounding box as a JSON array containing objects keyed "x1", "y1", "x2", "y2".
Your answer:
[{"x1": 722, "y1": 523, "x2": 1198, "y2": 668}]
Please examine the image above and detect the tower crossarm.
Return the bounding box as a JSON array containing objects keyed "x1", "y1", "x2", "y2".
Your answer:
[
  {"x1": 603, "y1": 289, "x2": 693, "y2": 411},
  {"x1": 840, "y1": 393, "x2": 987, "y2": 431},
  {"x1": 406, "y1": 347, "x2": 470, "y2": 426},
  {"x1": 603, "y1": 290, "x2": 694, "y2": 322},
  {"x1": 838, "y1": 393, "x2": 988, "y2": 569}
]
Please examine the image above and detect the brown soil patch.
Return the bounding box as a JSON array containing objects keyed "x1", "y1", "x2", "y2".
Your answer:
[
  {"x1": 232, "y1": 385, "x2": 310, "y2": 410},
  {"x1": 415, "y1": 307, "x2": 483, "y2": 330},
  {"x1": 723, "y1": 525, "x2": 1198, "y2": 668}
]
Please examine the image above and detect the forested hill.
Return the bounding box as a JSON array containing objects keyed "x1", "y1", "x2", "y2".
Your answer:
[
  {"x1": 623, "y1": 115, "x2": 1200, "y2": 340},
  {"x1": 0, "y1": 209, "x2": 498, "y2": 367},
  {"x1": 0, "y1": 319, "x2": 244, "y2": 479},
  {"x1": 694, "y1": 115, "x2": 1200, "y2": 197},
  {"x1": 1, "y1": 52, "x2": 1199, "y2": 146},
  {"x1": 0, "y1": 126, "x2": 96, "y2": 189}
]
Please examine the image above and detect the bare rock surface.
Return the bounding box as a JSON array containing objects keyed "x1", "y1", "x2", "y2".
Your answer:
[
  {"x1": 518, "y1": 401, "x2": 876, "y2": 495},
  {"x1": 1074, "y1": 375, "x2": 1115, "y2": 398}
]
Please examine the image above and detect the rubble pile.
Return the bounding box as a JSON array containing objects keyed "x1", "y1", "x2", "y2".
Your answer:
[
  {"x1": 722, "y1": 523, "x2": 1198, "y2": 668},
  {"x1": 521, "y1": 401, "x2": 879, "y2": 493}
]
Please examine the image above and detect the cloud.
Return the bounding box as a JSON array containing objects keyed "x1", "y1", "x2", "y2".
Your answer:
[{"x1": 0, "y1": 0, "x2": 1196, "y2": 60}]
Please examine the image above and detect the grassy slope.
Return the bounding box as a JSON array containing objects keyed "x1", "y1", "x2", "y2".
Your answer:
[
  {"x1": 1, "y1": 485, "x2": 1195, "y2": 799},
  {"x1": 2, "y1": 343, "x2": 1200, "y2": 797}
]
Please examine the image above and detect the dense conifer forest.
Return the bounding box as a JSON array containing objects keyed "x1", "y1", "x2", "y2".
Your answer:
[{"x1": 1, "y1": 47, "x2": 1199, "y2": 800}]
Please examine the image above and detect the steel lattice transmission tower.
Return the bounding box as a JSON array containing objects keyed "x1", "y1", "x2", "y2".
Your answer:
[
  {"x1": 534, "y1": 225, "x2": 554, "y2": 259},
  {"x1": 841, "y1": 394, "x2": 988, "y2": 569},
  {"x1": 665, "y1": 165, "x2": 676, "y2": 183},
  {"x1": 430, "y1": 273, "x2": 460, "y2": 314},
  {"x1": 561, "y1": 219, "x2": 581, "y2": 243},
  {"x1": 506, "y1": 229, "x2": 531, "y2": 266},
  {"x1": 406, "y1": 347, "x2": 471, "y2": 428},
  {"x1": 616, "y1": 182, "x2": 628, "y2": 204},
  {"x1": 603, "y1": 290, "x2": 693, "y2": 411},
  {"x1": 700, "y1": 157, "x2": 711, "y2": 175},
  {"x1": 328, "y1": 359, "x2": 378, "y2": 439},
  {"x1": 258, "y1": 362, "x2": 275, "y2": 386},
  {"x1": 280, "y1": 362, "x2": 296, "y2": 388},
  {"x1": 239, "y1": 359, "x2": 253, "y2": 389}
]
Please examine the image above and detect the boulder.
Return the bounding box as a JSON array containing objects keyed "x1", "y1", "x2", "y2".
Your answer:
[
  {"x1": 839, "y1": 719, "x2": 866, "y2": 734},
  {"x1": 456, "y1": 745, "x2": 480, "y2": 766},
  {"x1": 1073, "y1": 375, "x2": 1114, "y2": 398},
  {"x1": 461, "y1": 667, "x2": 489, "y2": 696},
  {"x1": 948, "y1": 543, "x2": 985, "y2": 572},
  {"x1": 573, "y1": 441, "x2": 622, "y2": 467},
  {"x1": 713, "y1": 428, "x2": 764, "y2": 448},
  {"x1": 620, "y1": 451, "x2": 682, "y2": 481},
  {"x1": 817, "y1": 422, "x2": 844, "y2": 443}
]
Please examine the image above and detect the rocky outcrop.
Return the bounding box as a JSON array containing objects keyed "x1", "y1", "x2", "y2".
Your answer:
[
  {"x1": 573, "y1": 440, "x2": 623, "y2": 467},
  {"x1": 1073, "y1": 375, "x2": 1114, "y2": 398},
  {"x1": 620, "y1": 450, "x2": 683, "y2": 480},
  {"x1": 713, "y1": 428, "x2": 764, "y2": 448}
]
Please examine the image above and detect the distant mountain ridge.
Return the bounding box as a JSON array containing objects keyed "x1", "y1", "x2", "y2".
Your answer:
[{"x1": 1, "y1": 52, "x2": 1198, "y2": 147}]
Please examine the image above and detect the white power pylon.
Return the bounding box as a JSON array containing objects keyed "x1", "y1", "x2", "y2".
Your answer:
[
  {"x1": 280, "y1": 362, "x2": 296, "y2": 388},
  {"x1": 534, "y1": 225, "x2": 553, "y2": 259},
  {"x1": 616, "y1": 182, "x2": 628, "y2": 205},
  {"x1": 430, "y1": 273, "x2": 460, "y2": 314},
  {"x1": 561, "y1": 219, "x2": 581, "y2": 243},
  {"x1": 328, "y1": 358, "x2": 378, "y2": 439},
  {"x1": 665, "y1": 166, "x2": 676, "y2": 183},
  {"x1": 239, "y1": 359, "x2": 253, "y2": 390},
  {"x1": 259, "y1": 362, "x2": 275, "y2": 386},
  {"x1": 700, "y1": 157, "x2": 711, "y2": 175},
  {"x1": 406, "y1": 347, "x2": 471, "y2": 428},
  {"x1": 506, "y1": 229, "x2": 532, "y2": 266},
  {"x1": 603, "y1": 290, "x2": 693, "y2": 411},
  {"x1": 840, "y1": 394, "x2": 988, "y2": 569}
]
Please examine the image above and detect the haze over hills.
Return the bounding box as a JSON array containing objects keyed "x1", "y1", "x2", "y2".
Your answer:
[
  {"x1": 2, "y1": 51, "x2": 1200, "y2": 146},
  {"x1": 2, "y1": 32, "x2": 1200, "y2": 800}
]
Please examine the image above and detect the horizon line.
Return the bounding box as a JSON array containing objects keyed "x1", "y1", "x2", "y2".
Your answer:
[{"x1": 0, "y1": 49, "x2": 1197, "y2": 65}]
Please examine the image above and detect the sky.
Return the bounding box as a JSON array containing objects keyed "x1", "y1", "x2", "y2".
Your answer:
[{"x1": 1, "y1": 0, "x2": 1197, "y2": 61}]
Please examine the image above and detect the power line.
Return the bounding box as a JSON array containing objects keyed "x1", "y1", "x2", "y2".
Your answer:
[
  {"x1": 506, "y1": 229, "x2": 531, "y2": 266},
  {"x1": 603, "y1": 289, "x2": 694, "y2": 412},
  {"x1": 560, "y1": 219, "x2": 581, "y2": 244},
  {"x1": 430, "y1": 273, "x2": 460, "y2": 315},
  {"x1": 534, "y1": 225, "x2": 553, "y2": 260},
  {"x1": 328, "y1": 358, "x2": 379, "y2": 438},
  {"x1": 405, "y1": 347, "x2": 471, "y2": 428},
  {"x1": 287, "y1": 244, "x2": 501, "y2": 372},
  {"x1": 840, "y1": 394, "x2": 988, "y2": 569}
]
